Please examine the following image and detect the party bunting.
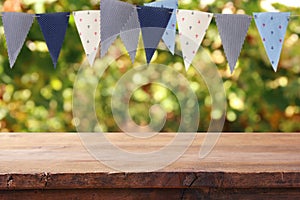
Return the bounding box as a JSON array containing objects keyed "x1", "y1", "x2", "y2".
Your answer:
[
  {"x1": 36, "y1": 12, "x2": 70, "y2": 68},
  {"x1": 137, "y1": 6, "x2": 173, "y2": 63},
  {"x1": 73, "y1": 10, "x2": 101, "y2": 66},
  {"x1": 2, "y1": 12, "x2": 35, "y2": 68},
  {"x1": 100, "y1": 0, "x2": 137, "y2": 57},
  {"x1": 0, "y1": 4, "x2": 297, "y2": 74},
  {"x1": 119, "y1": 8, "x2": 140, "y2": 63},
  {"x1": 215, "y1": 14, "x2": 252, "y2": 73},
  {"x1": 177, "y1": 10, "x2": 213, "y2": 71},
  {"x1": 145, "y1": 0, "x2": 178, "y2": 54},
  {"x1": 253, "y1": 12, "x2": 290, "y2": 72}
]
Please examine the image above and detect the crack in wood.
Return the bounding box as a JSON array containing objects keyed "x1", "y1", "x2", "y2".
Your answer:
[
  {"x1": 181, "y1": 173, "x2": 199, "y2": 200},
  {"x1": 40, "y1": 172, "x2": 51, "y2": 188},
  {"x1": 6, "y1": 175, "x2": 13, "y2": 189}
]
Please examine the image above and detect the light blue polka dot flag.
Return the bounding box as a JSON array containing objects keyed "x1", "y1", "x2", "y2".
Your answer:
[
  {"x1": 144, "y1": 0, "x2": 178, "y2": 55},
  {"x1": 253, "y1": 12, "x2": 290, "y2": 72}
]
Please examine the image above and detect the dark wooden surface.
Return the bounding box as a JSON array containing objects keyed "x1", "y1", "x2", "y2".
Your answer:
[{"x1": 0, "y1": 133, "x2": 300, "y2": 199}]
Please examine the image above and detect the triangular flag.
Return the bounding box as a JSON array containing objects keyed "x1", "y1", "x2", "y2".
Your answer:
[
  {"x1": 253, "y1": 12, "x2": 290, "y2": 72},
  {"x1": 2, "y1": 12, "x2": 35, "y2": 68},
  {"x1": 137, "y1": 6, "x2": 172, "y2": 63},
  {"x1": 177, "y1": 10, "x2": 213, "y2": 71},
  {"x1": 36, "y1": 12, "x2": 70, "y2": 68},
  {"x1": 119, "y1": 8, "x2": 140, "y2": 63},
  {"x1": 215, "y1": 14, "x2": 252, "y2": 73},
  {"x1": 145, "y1": 0, "x2": 178, "y2": 54},
  {"x1": 100, "y1": 0, "x2": 136, "y2": 57},
  {"x1": 73, "y1": 10, "x2": 101, "y2": 66}
]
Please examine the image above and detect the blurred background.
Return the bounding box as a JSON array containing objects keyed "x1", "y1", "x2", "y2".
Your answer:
[{"x1": 0, "y1": 0, "x2": 299, "y2": 132}]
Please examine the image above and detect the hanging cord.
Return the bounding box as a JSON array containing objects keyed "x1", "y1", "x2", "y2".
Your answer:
[
  {"x1": 0, "y1": 11, "x2": 298, "y2": 18},
  {"x1": 0, "y1": 12, "x2": 70, "y2": 17}
]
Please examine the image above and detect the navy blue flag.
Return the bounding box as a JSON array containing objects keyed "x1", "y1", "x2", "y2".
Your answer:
[
  {"x1": 137, "y1": 6, "x2": 172, "y2": 63},
  {"x1": 36, "y1": 12, "x2": 70, "y2": 68}
]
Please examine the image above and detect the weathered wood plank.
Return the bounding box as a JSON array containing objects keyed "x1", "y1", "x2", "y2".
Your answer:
[
  {"x1": 1, "y1": 172, "x2": 300, "y2": 190},
  {"x1": 1, "y1": 188, "x2": 300, "y2": 200},
  {"x1": 0, "y1": 189, "x2": 185, "y2": 200},
  {"x1": 0, "y1": 133, "x2": 299, "y2": 192}
]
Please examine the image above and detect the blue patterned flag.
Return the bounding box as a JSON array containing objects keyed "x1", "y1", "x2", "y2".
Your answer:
[
  {"x1": 119, "y1": 8, "x2": 140, "y2": 63},
  {"x1": 36, "y1": 12, "x2": 70, "y2": 68},
  {"x1": 137, "y1": 6, "x2": 172, "y2": 63},
  {"x1": 2, "y1": 12, "x2": 35, "y2": 68},
  {"x1": 253, "y1": 12, "x2": 290, "y2": 72},
  {"x1": 145, "y1": 0, "x2": 178, "y2": 55},
  {"x1": 101, "y1": 0, "x2": 139, "y2": 60},
  {"x1": 215, "y1": 14, "x2": 252, "y2": 73}
]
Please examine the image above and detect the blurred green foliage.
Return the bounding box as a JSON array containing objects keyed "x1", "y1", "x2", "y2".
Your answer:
[{"x1": 0, "y1": 0, "x2": 300, "y2": 132}]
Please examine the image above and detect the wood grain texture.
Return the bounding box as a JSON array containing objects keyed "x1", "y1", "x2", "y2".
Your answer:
[
  {"x1": 1, "y1": 188, "x2": 300, "y2": 200},
  {"x1": 0, "y1": 133, "x2": 299, "y2": 199}
]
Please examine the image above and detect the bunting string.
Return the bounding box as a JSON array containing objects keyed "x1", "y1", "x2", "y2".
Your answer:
[{"x1": 0, "y1": 0, "x2": 299, "y2": 73}]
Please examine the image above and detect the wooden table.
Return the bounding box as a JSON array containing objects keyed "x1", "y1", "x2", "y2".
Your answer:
[{"x1": 0, "y1": 133, "x2": 300, "y2": 199}]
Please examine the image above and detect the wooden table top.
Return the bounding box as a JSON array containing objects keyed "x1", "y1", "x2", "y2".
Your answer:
[{"x1": 0, "y1": 133, "x2": 300, "y2": 190}]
